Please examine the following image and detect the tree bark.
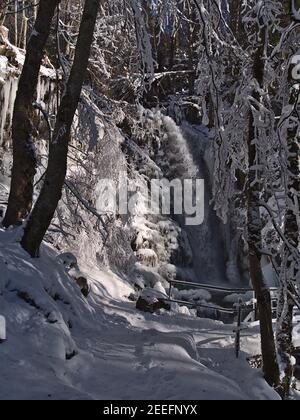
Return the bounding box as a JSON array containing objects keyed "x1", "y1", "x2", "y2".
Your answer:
[
  {"x1": 277, "y1": 83, "x2": 300, "y2": 399},
  {"x1": 247, "y1": 39, "x2": 280, "y2": 388},
  {"x1": 3, "y1": 0, "x2": 60, "y2": 228},
  {"x1": 229, "y1": 0, "x2": 244, "y2": 43},
  {"x1": 21, "y1": 0, "x2": 100, "y2": 257},
  {"x1": 0, "y1": 0, "x2": 7, "y2": 25},
  {"x1": 275, "y1": 2, "x2": 300, "y2": 398},
  {"x1": 277, "y1": 284, "x2": 295, "y2": 399}
]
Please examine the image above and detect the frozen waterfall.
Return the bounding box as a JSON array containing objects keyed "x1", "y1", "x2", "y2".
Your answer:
[{"x1": 160, "y1": 115, "x2": 230, "y2": 285}]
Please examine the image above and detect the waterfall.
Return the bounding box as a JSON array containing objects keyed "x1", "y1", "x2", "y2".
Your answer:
[{"x1": 160, "y1": 115, "x2": 230, "y2": 285}]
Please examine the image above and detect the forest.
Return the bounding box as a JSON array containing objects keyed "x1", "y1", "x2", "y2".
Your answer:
[{"x1": 0, "y1": 0, "x2": 300, "y2": 402}]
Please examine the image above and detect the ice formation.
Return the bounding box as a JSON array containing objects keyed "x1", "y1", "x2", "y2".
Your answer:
[{"x1": 0, "y1": 26, "x2": 56, "y2": 147}]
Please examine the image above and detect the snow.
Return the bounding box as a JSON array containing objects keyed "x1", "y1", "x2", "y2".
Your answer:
[
  {"x1": 292, "y1": 0, "x2": 300, "y2": 22},
  {"x1": 0, "y1": 17, "x2": 297, "y2": 400},
  {"x1": 174, "y1": 288, "x2": 212, "y2": 303},
  {"x1": 0, "y1": 315, "x2": 5, "y2": 341},
  {"x1": 224, "y1": 292, "x2": 255, "y2": 305},
  {"x1": 136, "y1": 248, "x2": 158, "y2": 267},
  {"x1": 0, "y1": 228, "x2": 283, "y2": 400},
  {"x1": 0, "y1": 56, "x2": 8, "y2": 83},
  {"x1": 139, "y1": 287, "x2": 168, "y2": 305}
]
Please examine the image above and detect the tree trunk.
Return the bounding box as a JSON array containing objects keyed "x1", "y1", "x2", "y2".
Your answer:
[
  {"x1": 0, "y1": 0, "x2": 7, "y2": 25},
  {"x1": 229, "y1": 0, "x2": 243, "y2": 42},
  {"x1": 21, "y1": 0, "x2": 100, "y2": 257},
  {"x1": 277, "y1": 82, "x2": 300, "y2": 398},
  {"x1": 247, "y1": 40, "x2": 280, "y2": 388},
  {"x1": 3, "y1": 0, "x2": 60, "y2": 228},
  {"x1": 275, "y1": 2, "x2": 299, "y2": 398},
  {"x1": 277, "y1": 283, "x2": 295, "y2": 399}
]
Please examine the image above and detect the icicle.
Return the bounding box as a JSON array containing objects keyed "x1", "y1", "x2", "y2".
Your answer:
[
  {"x1": 0, "y1": 75, "x2": 56, "y2": 147},
  {"x1": 0, "y1": 77, "x2": 11, "y2": 144},
  {"x1": 8, "y1": 78, "x2": 18, "y2": 128}
]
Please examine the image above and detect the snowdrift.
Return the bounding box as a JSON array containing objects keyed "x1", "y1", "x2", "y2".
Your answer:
[{"x1": 0, "y1": 228, "x2": 281, "y2": 400}]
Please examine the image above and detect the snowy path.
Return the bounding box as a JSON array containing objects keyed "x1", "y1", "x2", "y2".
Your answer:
[
  {"x1": 0, "y1": 240, "x2": 281, "y2": 400},
  {"x1": 52, "y1": 269, "x2": 279, "y2": 401}
]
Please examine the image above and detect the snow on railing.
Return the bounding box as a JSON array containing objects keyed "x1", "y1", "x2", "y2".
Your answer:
[{"x1": 166, "y1": 278, "x2": 279, "y2": 359}]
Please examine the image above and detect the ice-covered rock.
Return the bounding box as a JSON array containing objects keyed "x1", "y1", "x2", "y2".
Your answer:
[
  {"x1": 136, "y1": 248, "x2": 158, "y2": 267},
  {"x1": 136, "y1": 287, "x2": 170, "y2": 313},
  {"x1": 56, "y1": 252, "x2": 78, "y2": 270}
]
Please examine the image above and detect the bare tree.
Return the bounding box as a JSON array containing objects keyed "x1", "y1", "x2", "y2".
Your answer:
[
  {"x1": 247, "y1": 31, "x2": 280, "y2": 386},
  {"x1": 21, "y1": 0, "x2": 101, "y2": 257},
  {"x1": 3, "y1": 0, "x2": 60, "y2": 228},
  {"x1": 276, "y1": 0, "x2": 300, "y2": 398}
]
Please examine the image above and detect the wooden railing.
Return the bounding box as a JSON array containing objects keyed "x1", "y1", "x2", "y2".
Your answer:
[{"x1": 165, "y1": 279, "x2": 279, "y2": 358}]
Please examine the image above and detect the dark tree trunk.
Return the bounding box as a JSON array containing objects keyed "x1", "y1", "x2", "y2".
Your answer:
[
  {"x1": 0, "y1": 0, "x2": 7, "y2": 24},
  {"x1": 277, "y1": 83, "x2": 300, "y2": 399},
  {"x1": 3, "y1": 0, "x2": 60, "y2": 228},
  {"x1": 275, "y1": 2, "x2": 299, "y2": 399},
  {"x1": 229, "y1": 0, "x2": 245, "y2": 44},
  {"x1": 247, "y1": 39, "x2": 280, "y2": 388},
  {"x1": 21, "y1": 0, "x2": 100, "y2": 257},
  {"x1": 277, "y1": 286, "x2": 294, "y2": 399}
]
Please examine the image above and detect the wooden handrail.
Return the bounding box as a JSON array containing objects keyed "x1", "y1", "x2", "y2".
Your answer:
[
  {"x1": 167, "y1": 278, "x2": 278, "y2": 294},
  {"x1": 167, "y1": 298, "x2": 236, "y2": 314}
]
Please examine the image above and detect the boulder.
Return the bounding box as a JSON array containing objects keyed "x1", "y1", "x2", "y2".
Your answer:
[
  {"x1": 56, "y1": 252, "x2": 78, "y2": 270},
  {"x1": 74, "y1": 275, "x2": 90, "y2": 298},
  {"x1": 136, "y1": 248, "x2": 158, "y2": 268},
  {"x1": 57, "y1": 253, "x2": 90, "y2": 296},
  {"x1": 184, "y1": 102, "x2": 202, "y2": 125},
  {"x1": 128, "y1": 293, "x2": 138, "y2": 302},
  {"x1": 136, "y1": 288, "x2": 170, "y2": 314}
]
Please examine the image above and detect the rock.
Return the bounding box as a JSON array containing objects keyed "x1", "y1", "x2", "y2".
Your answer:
[
  {"x1": 56, "y1": 252, "x2": 78, "y2": 270},
  {"x1": 136, "y1": 288, "x2": 170, "y2": 314},
  {"x1": 136, "y1": 248, "x2": 158, "y2": 268},
  {"x1": 74, "y1": 276, "x2": 90, "y2": 297},
  {"x1": 133, "y1": 274, "x2": 145, "y2": 291},
  {"x1": 184, "y1": 102, "x2": 202, "y2": 125},
  {"x1": 47, "y1": 311, "x2": 59, "y2": 324},
  {"x1": 128, "y1": 293, "x2": 138, "y2": 302},
  {"x1": 134, "y1": 263, "x2": 168, "y2": 288},
  {"x1": 66, "y1": 350, "x2": 77, "y2": 361},
  {"x1": 158, "y1": 263, "x2": 177, "y2": 281},
  {"x1": 136, "y1": 296, "x2": 170, "y2": 314},
  {"x1": 57, "y1": 254, "x2": 89, "y2": 297}
]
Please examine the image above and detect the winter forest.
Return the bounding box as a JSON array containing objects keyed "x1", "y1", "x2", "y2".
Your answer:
[{"x1": 0, "y1": 0, "x2": 300, "y2": 402}]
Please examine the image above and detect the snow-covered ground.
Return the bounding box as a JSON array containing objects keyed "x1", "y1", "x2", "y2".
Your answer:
[{"x1": 0, "y1": 229, "x2": 291, "y2": 401}]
